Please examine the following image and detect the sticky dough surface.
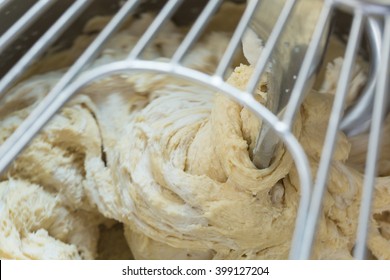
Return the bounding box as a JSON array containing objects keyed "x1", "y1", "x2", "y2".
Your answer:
[{"x1": 1, "y1": 3, "x2": 390, "y2": 260}]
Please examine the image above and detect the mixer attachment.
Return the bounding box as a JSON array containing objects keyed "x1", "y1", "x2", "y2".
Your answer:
[{"x1": 0, "y1": 0, "x2": 389, "y2": 259}]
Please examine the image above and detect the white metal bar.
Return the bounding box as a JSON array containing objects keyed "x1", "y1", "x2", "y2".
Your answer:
[
  {"x1": 246, "y1": 0, "x2": 296, "y2": 94},
  {"x1": 287, "y1": 127, "x2": 314, "y2": 258},
  {"x1": 0, "y1": 0, "x2": 92, "y2": 96},
  {"x1": 0, "y1": 0, "x2": 12, "y2": 11},
  {"x1": 334, "y1": 0, "x2": 390, "y2": 15},
  {"x1": 340, "y1": 17, "x2": 382, "y2": 135},
  {"x1": 40, "y1": 59, "x2": 312, "y2": 262},
  {"x1": 0, "y1": 0, "x2": 55, "y2": 53},
  {"x1": 0, "y1": 0, "x2": 142, "y2": 174},
  {"x1": 353, "y1": 15, "x2": 390, "y2": 260},
  {"x1": 249, "y1": 0, "x2": 297, "y2": 169},
  {"x1": 214, "y1": 0, "x2": 261, "y2": 78},
  {"x1": 171, "y1": 0, "x2": 222, "y2": 64},
  {"x1": 282, "y1": 0, "x2": 333, "y2": 128},
  {"x1": 127, "y1": 0, "x2": 184, "y2": 60},
  {"x1": 298, "y1": 12, "x2": 365, "y2": 259}
]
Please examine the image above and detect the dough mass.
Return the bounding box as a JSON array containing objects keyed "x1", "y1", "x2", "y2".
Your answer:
[{"x1": 1, "y1": 5, "x2": 390, "y2": 260}]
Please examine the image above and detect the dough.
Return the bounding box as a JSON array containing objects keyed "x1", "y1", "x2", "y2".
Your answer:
[
  {"x1": 107, "y1": 64, "x2": 355, "y2": 259},
  {"x1": 115, "y1": 64, "x2": 390, "y2": 260},
  {"x1": 0, "y1": 73, "x2": 106, "y2": 212},
  {"x1": 348, "y1": 115, "x2": 390, "y2": 176},
  {"x1": 0, "y1": 179, "x2": 99, "y2": 259},
  {"x1": 0, "y1": 6, "x2": 237, "y2": 259},
  {"x1": 0, "y1": 2, "x2": 389, "y2": 260}
]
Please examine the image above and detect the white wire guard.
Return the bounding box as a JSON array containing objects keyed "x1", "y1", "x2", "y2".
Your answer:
[
  {"x1": 171, "y1": 0, "x2": 223, "y2": 64},
  {"x1": 283, "y1": 0, "x2": 334, "y2": 129},
  {"x1": 0, "y1": 0, "x2": 142, "y2": 173},
  {"x1": 353, "y1": 15, "x2": 390, "y2": 260},
  {"x1": 246, "y1": 0, "x2": 296, "y2": 95},
  {"x1": 250, "y1": 0, "x2": 297, "y2": 169},
  {"x1": 128, "y1": 0, "x2": 185, "y2": 60},
  {"x1": 0, "y1": 0, "x2": 11, "y2": 10},
  {"x1": 0, "y1": 0, "x2": 313, "y2": 260},
  {"x1": 14, "y1": 58, "x2": 313, "y2": 260},
  {"x1": 298, "y1": 10, "x2": 365, "y2": 259},
  {"x1": 0, "y1": 0, "x2": 55, "y2": 53},
  {"x1": 214, "y1": 0, "x2": 261, "y2": 78},
  {"x1": 0, "y1": 0, "x2": 92, "y2": 96},
  {"x1": 0, "y1": 0, "x2": 389, "y2": 260}
]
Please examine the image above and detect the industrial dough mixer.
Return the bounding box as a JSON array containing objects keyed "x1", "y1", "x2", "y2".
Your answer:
[{"x1": 0, "y1": 0, "x2": 389, "y2": 260}]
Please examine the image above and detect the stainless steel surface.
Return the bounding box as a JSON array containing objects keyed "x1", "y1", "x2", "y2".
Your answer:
[
  {"x1": 251, "y1": 0, "x2": 384, "y2": 168},
  {"x1": 0, "y1": 0, "x2": 389, "y2": 260},
  {"x1": 250, "y1": 0, "x2": 329, "y2": 168},
  {"x1": 249, "y1": 0, "x2": 299, "y2": 169},
  {"x1": 340, "y1": 16, "x2": 383, "y2": 135}
]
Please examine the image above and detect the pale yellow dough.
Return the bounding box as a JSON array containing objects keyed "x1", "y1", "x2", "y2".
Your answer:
[
  {"x1": 1, "y1": 3, "x2": 390, "y2": 260},
  {"x1": 0, "y1": 179, "x2": 100, "y2": 259},
  {"x1": 116, "y1": 65, "x2": 390, "y2": 260}
]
